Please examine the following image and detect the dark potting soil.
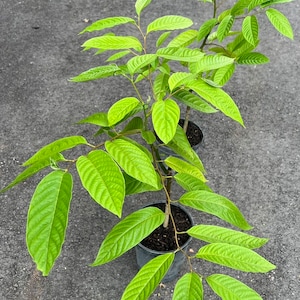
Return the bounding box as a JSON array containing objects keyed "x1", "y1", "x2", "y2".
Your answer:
[
  {"x1": 141, "y1": 203, "x2": 193, "y2": 252},
  {"x1": 178, "y1": 119, "x2": 203, "y2": 147}
]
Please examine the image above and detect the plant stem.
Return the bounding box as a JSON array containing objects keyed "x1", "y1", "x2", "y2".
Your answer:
[
  {"x1": 163, "y1": 167, "x2": 173, "y2": 228},
  {"x1": 183, "y1": 106, "x2": 191, "y2": 133}
]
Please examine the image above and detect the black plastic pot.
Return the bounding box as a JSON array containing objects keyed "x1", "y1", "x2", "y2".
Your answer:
[{"x1": 135, "y1": 202, "x2": 193, "y2": 282}]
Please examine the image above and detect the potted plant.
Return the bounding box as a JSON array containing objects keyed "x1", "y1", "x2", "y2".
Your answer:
[{"x1": 1, "y1": 0, "x2": 294, "y2": 298}]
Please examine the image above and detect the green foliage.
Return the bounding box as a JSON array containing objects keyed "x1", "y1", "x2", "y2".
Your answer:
[{"x1": 147, "y1": 15, "x2": 193, "y2": 33}]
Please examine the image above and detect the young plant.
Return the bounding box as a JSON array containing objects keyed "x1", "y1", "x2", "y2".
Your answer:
[{"x1": 1, "y1": 0, "x2": 293, "y2": 299}]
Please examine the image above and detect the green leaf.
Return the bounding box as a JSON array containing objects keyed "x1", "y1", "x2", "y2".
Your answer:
[
  {"x1": 105, "y1": 138, "x2": 158, "y2": 188},
  {"x1": 261, "y1": 0, "x2": 293, "y2": 7},
  {"x1": 207, "y1": 274, "x2": 263, "y2": 300},
  {"x1": 77, "y1": 112, "x2": 109, "y2": 127},
  {"x1": 168, "y1": 72, "x2": 196, "y2": 91},
  {"x1": 121, "y1": 253, "x2": 174, "y2": 300},
  {"x1": 237, "y1": 52, "x2": 269, "y2": 64},
  {"x1": 147, "y1": 15, "x2": 193, "y2": 33},
  {"x1": 107, "y1": 97, "x2": 141, "y2": 126},
  {"x1": 174, "y1": 173, "x2": 212, "y2": 192},
  {"x1": 135, "y1": 0, "x2": 152, "y2": 16},
  {"x1": 186, "y1": 80, "x2": 244, "y2": 126},
  {"x1": 82, "y1": 36, "x2": 143, "y2": 51},
  {"x1": 92, "y1": 207, "x2": 165, "y2": 266},
  {"x1": 173, "y1": 272, "x2": 203, "y2": 300},
  {"x1": 165, "y1": 156, "x2": 206, "y2": 182},
  {"x1": 217, "y1": 15, "x2": 234, "y2": 42},
  {"x1": 152, "y1": 99, "x2": 180, "y2": 144},
  {"x1": 106, "y1": 50, "x2": 131, "y2": 62},
  {"x1": 70, "y1": 65, "x2": 121, "y2": 82},
  {"x1": 198, "y1": 18, "x2": 217, "y2": 41},
  {"x1": 156, "y1": 31, "x2": 171, "y2": 47},
  {"x1": 153, "y1": 72, "x2": 170, "y2": 101},
  {"x1": 231, "y1": 0, "x2": 251, "y2": 16},
  {"x1": 80, "y1": 17, "x2": 136, "y2": 34},
  {"x1": 189, "y1": 55, "x2": 234, "y2": 73},
  {"x1": 227, "y1": 33, "x2": 257, "y2": 57},
  {"x1": 121, "y1": 117, "x2": 144, "y2": 133},
  {"x1": 76, "y1": 150, "x2": 125, "y2": 217},
  {"x1": 1, "y1": 153, "x2": 65, "y2": 193},
  {"x1": 266, "y1": 8, "x2": 294, "y2": 39},
  {"x1": 248, "y1": 0, "x2": 266, "y2": 11},
  {"x1": 23, "y1": 136, "x2": 88, "y2": 166},
  {"x1": 142, "y1": 130, "x2": 156, "y2": 144},
  {"x1": 196, "y1": 243, "x2": 276, "y2": 272},
  {"x1": 26, "y1": 171, "x2": 73, "y2": 276},
  {"x1": 168, "y1": 29, "x2": 198, "y2": 47},
  {"x1": 187, "y1": 225, "x2": 268, "y2": 249},
  {"x1": 157, "y1": 47, "x2": 204, "y2": 62},
  {"x1": 127, "y1": 54, "x2": 157, "y2": 74},
  {"x1": 173, "y1": 90, "x2": 217, "y2": 113},
  {"x1": 242, "y1": 16, "x2": 259, "y2": 46},
  {"x1": 213, "y1": 63, "x2": 236, "y2": 86},
  {"x1": 179, "y1": 191, "x2": 252, "y2": 230}
]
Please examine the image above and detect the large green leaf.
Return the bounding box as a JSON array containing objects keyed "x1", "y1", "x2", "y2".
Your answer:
[
  {"x1": 187, "y1": 225, "x2": 268, "y2": 249},
  {"x1": 152, "y1": 99, "x2": 180, "y2": 144},
  {"x1": 237, "y1": 52, "x2": 269, "y2": 65},
  {"x1": 196, "y1": 243, "x2": 276, "y2": 272},
  {"x1": 127, "y1": 54, "x2": 157, "y2": 74},
  {"x1": 107, "y1": 97, "x2": 141, "y2": 126},
  {"x1": 167, "y1": 29, "x2": 198, "y2": 47},
  {"x1": 26, "y1": 171, "x2": 73, "y2": 276},
  {"x1": 174, "y1": 173, "x2": 212, "y2": 192},
  {"x1": 179, "y1": 191, "x2": 252, "y2": 230},
  {"x1": 266, "y1": 8, "x2": 294, "y2": 39},
  {"x1": 153, "y1": 72, "x2": 169, "y2": 101},
  {"x1": 121, "y1": 253, "x2": 174, "y2": 300},
  {"x1": 77, "y1": 112, "x2": 109, "y2": 127},
  {"x1": 157, "y1": 47, "x2": 204, "y2": 62},
  {"x1": 242, "y1": 16, "x2": 259, "y2": 46},
  {"x1": 70, "y1": 65, "x2": 121, "y2": 82},
  {"x1": 135, "y1": 0, "x2": 152, "y2": 16},
  {"x1": 76, "y1": 150, "x2": 125, "y2": 217},
  {"x1": 168, "y1": 72, "x2": 196, "y2": 91},
  {"x1": 82, "y1": 36, "x2": 143, "y2": 51},
  {"x1": 105, "y1": 138, "x2": 158, "y2": 188},
  {"x1": 248, "y1": 0, "x2": 267, "y2": 11},
  {"x1": 147, "y1": 15, "x2": 193, "y2": 33},
  {"x1": 23, "y1": 136, "x2": 88, "y2": 166},
  {"x1": 213, "y1": 63, "x2": 236, "y2": 86},
  {"x1": 186, "y1": 80, "x2": 244, "y2": 126},
  {"x1": 198, "y1": 18, "x2": 217, "y2": 41},
  {"x1": 261, "y1": 0, "x2": 293, "y2": 7},
  {"x1": 173, "y1": 272, "x2": 203, "y2": 300},
  {"x1": 92, "y1": 207, "x2": 165, "y2": 266},
  {"x1": 189, "y1": 55, "x2": 234, "y2": 73},
  {"x1": 217, "y1": 15, "x2": 234, "y2": 42},
  {"x1": 207, "y1": 274, "x2": 263, "y2": 300}
]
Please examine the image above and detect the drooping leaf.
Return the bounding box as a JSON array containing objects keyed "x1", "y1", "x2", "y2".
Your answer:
[
  {"x1": 266, "y1": 8, "x2": 294, "y2": 39},
  {"x1": 187, "y1": 225, "x2": 268, "y2": 249},
  {"x1": 189, "y1": 55, "x2": 234, "y2": 73},
  {"x1": 157, "y1": 47, "x2": 204, "y2": 62},
  {"x1": 173, "y1": 272, "x2": 203, "y2": 300},
  {"x1": 156, "y1": 31, "x2": 171, "y2": 47},
  {"x1": 80, "y1": 17, "x2": 136, "y2": 34},
  {"x1": 198, "y1": 18, "x2": 217, "y2": 41},
  {"x1": 76, "y1": 150, "x2": 125, "y2": 217},
  {"x1": 26, "y1": 171, "x2": 73, "y2": 276},
  {"x1": 237, "y1": 52, "x2": 269, "y2": 64},
  {"x1": 174, "y1": 173, "x2": 212, "y2": 192},
  {"x1": 92, "y1": 207, "x2": 165, "y2": 266},
  {"x1": 135, "y1": 0, "x2": 152, "y2": 16},
  {"x1": 213, "y1": 63, "x2": 236, "y2": 86},
  {"x1": 207, "y1": 274, "x2": 263, "y2": 300},
  {"x1": 107, "y1": 97, "x2": 141, "y2": 126},
  {"x1": 217, "y1": 15, "x2": 234, "y2": 42},
  {"x1": 179, "y1": 190, "x2": 252, "y2": 230},
  {"x1": 106, "y1": 50, "x2": 131, "y2": 62},
  {"x1": 152, "y1": 99, "x2": 180, "y2": 144},
  {"x1": 23, "y1": 136, "x2": 88, "y2": 166},
  {"x1": 105, "y1": 138, "x2": 158, "y2": 188},
  {"x1": 196, "y1": 243, "x2": 276, "y2": 272},
  {"x1": 77, "y1": 112, "x2": 109, "y2": 127},
  {"x1": 147, "y1": 15, "x2": 193, "y2": 33},
  {"x1": 167, "y1": 29, "x2": 198, "y2": 47},
  {"x1": 186, "y1": 80, "x2": 244, "y2": 126},
  {"x1": 70, "y1": 65, "x2": 121, "y2": 82},
  {"x1": 242, "y1": 16, "x2": 259, "y2": 46},
  {"x1": 127, "y1": 54, "x2": 157, "y2": 74},
  {"x1": 121, "y1": 253, "x2": 174, "y2": 300}
]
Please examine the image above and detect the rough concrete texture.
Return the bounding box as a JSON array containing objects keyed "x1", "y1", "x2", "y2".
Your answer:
[{"x1": 0, "y1": 0, "x2": 299, "y2": 299}]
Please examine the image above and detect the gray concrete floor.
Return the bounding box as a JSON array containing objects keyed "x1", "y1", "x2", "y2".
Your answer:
[{"x1": 0, "y1": 0, "x2": 299, "y2": 299}]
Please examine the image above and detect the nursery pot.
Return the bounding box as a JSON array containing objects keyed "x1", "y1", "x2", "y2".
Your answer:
[{"x1": 135, "y1": 202, "x2": 194, "y2": 282}]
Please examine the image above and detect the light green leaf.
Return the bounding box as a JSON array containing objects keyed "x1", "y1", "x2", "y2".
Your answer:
[
  {"x1": 179, "y1": 191, "x2": 252, "y2": 230},
  {"x1": 121, "y1": 117, "x2": 144, "y2": 133},
  {"x1": 156, "y1": 31, "x2": 171, "y2": 47},
  {"x1": 147, "y1": 15, "x2": 193, "y2": 33},
  {"x1": 261, "y1": 0, "x2": 293, "y2": 7},
  {"x1": 231, "y1": 0, "x2": 251, "y2": 16},
  {"x1": 77, "y1": 112, "x2": 109, "y2": 127},
  {"x1": 153, "y1": 72, "x2": 170, "y2": 101},
  {"x1": 207, "y1": 274, "x2": 263, "y2": 300},
  {"x1": 70, "y1": 65, "x2": 121, "y2": 82},
  {"x1": 189, "y1": 55, "x2": 234, "y2": 73},
  {"x1": 167, "y1": 29, "x2": 198, "y2": 47},
  {"x1": 242, "y1": 16, "x2": 259, "y2": 46},
  {"x1": 80, "y1": 17, "x2": 136, "y2": 34},
  {"x1": 26, "y1": 171, "x2": 72, "y2": 276},
  {"x1": 174, "y1": 173, "x2": 212, "y2": 192},
  {"x1": 142, "y1": 130, "x2": 156, "y2": 145},
  {"x1": 217, "y1": 15, "x2": 234, "y2": 42},
  {"x1": 186, "y1": 80, "x2": 244, "y2": 126},
  {"x1": 187, "y1": 225, "x2": 268, "y2": 249},
  {"x1": 106, "y1": 50, "x2": 131, "y2": 62},
  {"x1": 107, "y1": 97, "x2": 141, "y2": 126},
  {"x1": 266, "y1": 8, "x2": 294, "y2": 39},
  {"x1": 23, "y1": 136, "x2": 88, "y2": 166},
  {"x1": 121, "y1": 253, "x2": 174, "y2": 300},
  {"x1": 135, "y1": 0, "x2": 152, "y2": 16},
  {"x1": 168, "y1": 72, "x2": 196, "y2": 91},
  {"x1": 76, "y1": 150, "x2": 125, "y2": 217},
  {"x1": 92, "y1": 207, "x2": 165, "y2": 266},
  {"x1": 237, "y1": 52, "x2": 269, "y2": 64},
  {"x1": 196, "y1": 243, "x2": 276, "y2": 272},
  {"x1": 248, "y1": 0, "x2": 267, "y2": 11},
  {"x1": 198, "y1": 18, "x2": 217, "y2": 41},
  {"x1": 105, "y1": 138, "x2": 158, "y2": 188},
  {"x1": 157, "y1": 47, "x2": 204, "y2": 62},
  {"x1": 127, "y1": 54, "x2": 157, "y2": 74},
  {"x1": 82, "y1": 36, "x2": 143, "y2": 52},
  {"x1": 213, "y1": 63, "x2": 236, "y2": 86},
  {"x1": 152, "y1": 99, "x2": 180, "y2": 144},
  {"x1": 165, "y1": 156, "x2": 206, "y2": 182},
  {"x1": 173, "y1": 272, "x2": 203, "y2": 300},
  {"x1": 227, "y1": 33, "x2": 257, "y2": 57},
  {"x1": 173, "y1": 90, "x2": 217, "y2": 113}
]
